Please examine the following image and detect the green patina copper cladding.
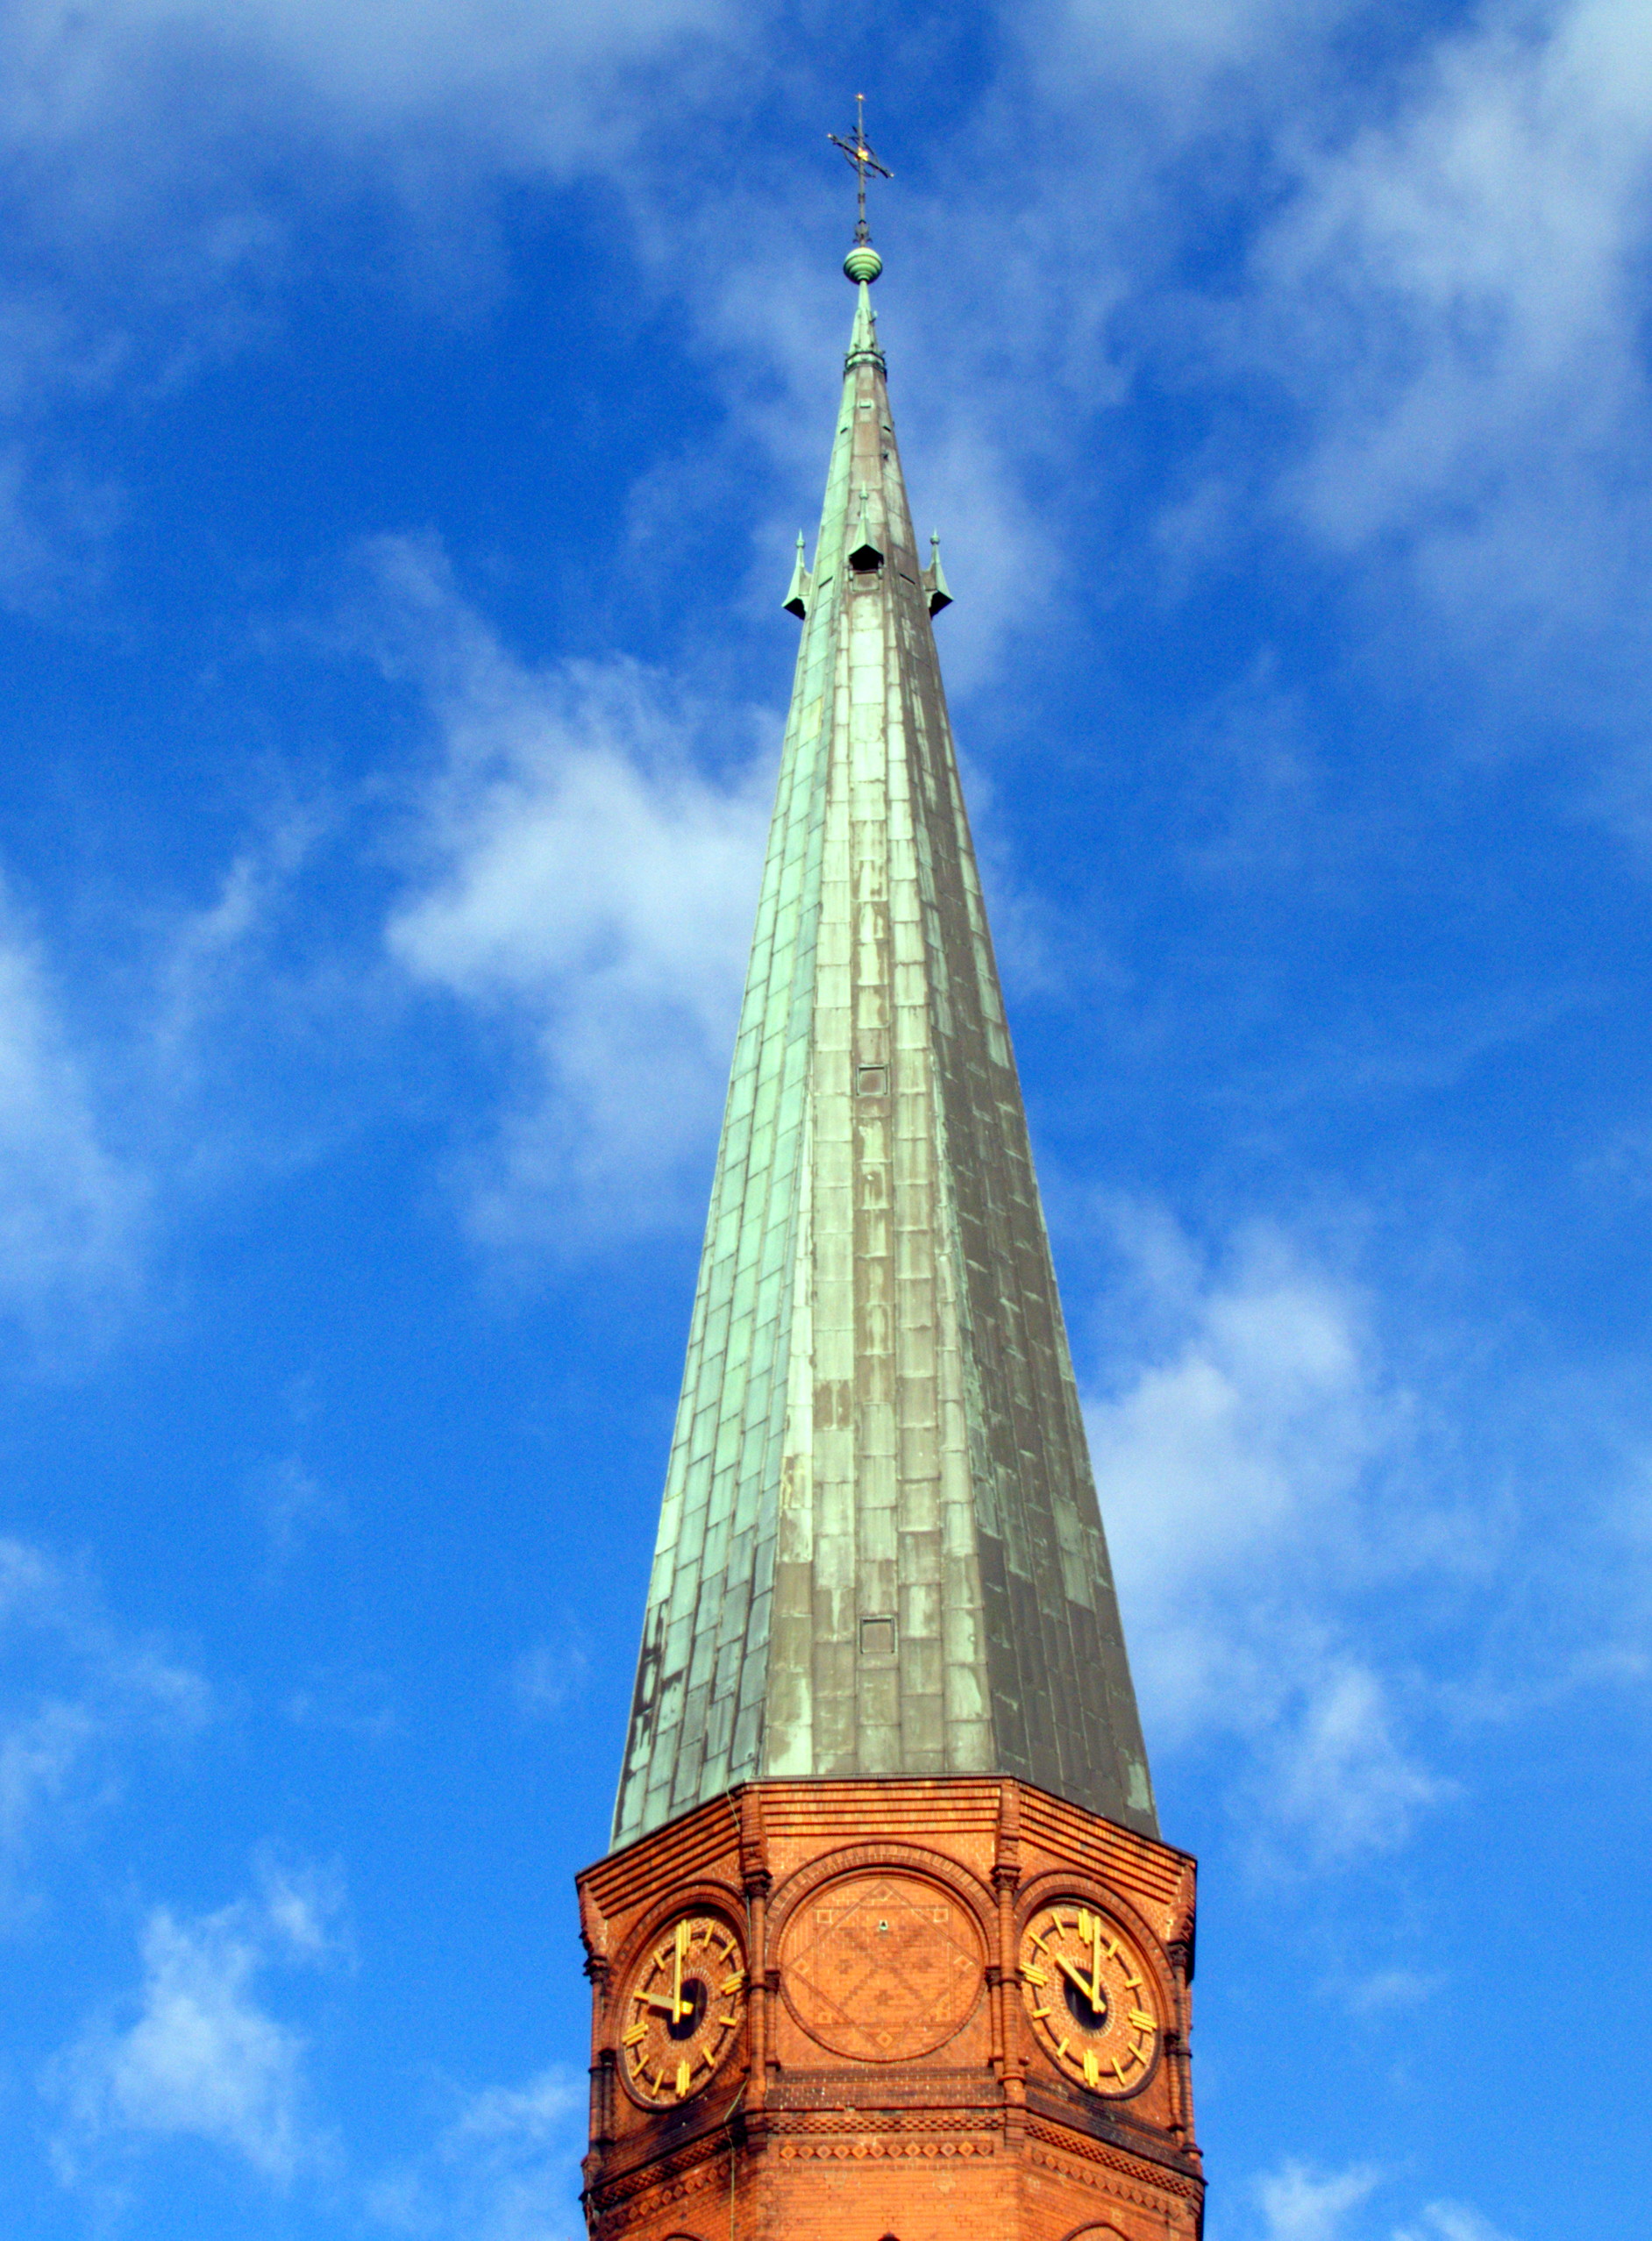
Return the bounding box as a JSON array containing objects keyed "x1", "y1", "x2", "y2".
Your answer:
[{"x1": 612, "y1": 279, "x2": 1157, "y2": 1846}]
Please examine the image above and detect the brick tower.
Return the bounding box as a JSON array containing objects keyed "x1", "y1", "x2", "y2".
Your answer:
[{"x1": 577, "y1": 123, "x2": 1204, "y2": 2241}]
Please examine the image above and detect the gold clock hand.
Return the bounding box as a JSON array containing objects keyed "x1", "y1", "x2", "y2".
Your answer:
[
  {"x1": 672, "y1": 1919, "x2": 687, "y2": 2023},
  {"x1": 1092, "y1": 1914, "x2": 1102, "y2": 2001},
  {"x1": 1056, "y1": 1953, "x2": 1102, "y2": 2013}
]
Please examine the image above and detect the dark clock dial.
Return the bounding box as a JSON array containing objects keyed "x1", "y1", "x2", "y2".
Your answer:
[
  {"x1": 1018, "y1": 1900, "x2": 1160, "y2": 2096},
  {"x1": 619, "y1": 1914, "x2": 746, "y2": 2107}
]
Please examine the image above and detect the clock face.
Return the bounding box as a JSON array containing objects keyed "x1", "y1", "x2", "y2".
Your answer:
[
  {"x1": 619, "y1": 1913, "x2": 746, "y2": 2108},
  {"x1": 1018, "y1": 1900, "x2": 1160, "y2": 2096}
]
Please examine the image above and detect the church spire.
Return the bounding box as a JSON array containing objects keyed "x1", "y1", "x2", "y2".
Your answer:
[{"x1": 613, "y1": 221, "x2": 1157, "y2": 1849}]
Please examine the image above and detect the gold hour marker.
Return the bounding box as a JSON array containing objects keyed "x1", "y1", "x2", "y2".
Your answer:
[
  {"x1": 716, "y1": 2013, "x2": 737, "y2": 2030},
  {"x1": 1029, "y1": 2004, "x2": 1051, "y2": 2021},
  {"x1": 1077, "y1": 1908, "x2": 1093, "y2": 1940},
  {"x1": 675, "y1": 2060, "x2": 691, "y2": 2098},
  {"x1": 1029, "y1": 1929, "x2": 1050, "y2": 1953},
  {"x1": 1022, "y1": 1964, "x2": 1047, "y2": 1986},
  {"x1": 653, "y1": 1945, "x2": 670, "y2": 1970},
  {"x1": 1129, "y1": 2008, "x2": 1157, "y2": 2032},
  {"x1": 1082, "y1": 2049, "x2": 1100, "y2": 2088},
  {"x1": 1054, "y1": 2037, "x2": 1070, "y2": 2060},
  {"x1": 1113, "y1": 2056, "x2": 1129, "y2": 2082},
  {"x1": 621, "y1": 2023, "x2": 646, "y2": 2046},
  {"x1": 720, "y1": 1972, "x2": 745, "y2": 1993}
]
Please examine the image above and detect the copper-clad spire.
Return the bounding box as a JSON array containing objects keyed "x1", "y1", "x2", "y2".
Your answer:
[{"x1": 613, "y1": 216, "x2": 1157, "y2": 1847}]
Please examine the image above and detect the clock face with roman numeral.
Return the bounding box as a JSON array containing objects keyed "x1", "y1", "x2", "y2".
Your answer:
[
  {"x1": 619, "y1": 1913, "x2": 746, "y2": 2108},
  {"x1": 1018, "y1": 1900, "x2": 1160, "y2": 2097}
]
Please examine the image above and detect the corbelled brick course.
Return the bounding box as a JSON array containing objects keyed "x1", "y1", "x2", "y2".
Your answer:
[{"x1": 578, "y1": 1778, "x2": 1202, "y2": 2241}]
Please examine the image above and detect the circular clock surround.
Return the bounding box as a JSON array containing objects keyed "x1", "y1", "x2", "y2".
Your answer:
[
  {"x1": 780, "y1": 1868, "x2": 985, "y2": 2061},
  {"x1": 1018, "y1": 1897, "x2": 1161, "y2": 2097},
  {"x1": 617, "y1": 1911, "x2": 747, "y2": 2108}
]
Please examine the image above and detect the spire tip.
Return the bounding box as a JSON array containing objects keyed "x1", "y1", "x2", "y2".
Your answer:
[{"x1": 828, "y1": 96, "x2": 892, "y2": 259}]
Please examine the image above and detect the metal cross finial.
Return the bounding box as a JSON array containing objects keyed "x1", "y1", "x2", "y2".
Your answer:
[{"x1": 828, "y1": 94, "x2": 893, "y2": 245}]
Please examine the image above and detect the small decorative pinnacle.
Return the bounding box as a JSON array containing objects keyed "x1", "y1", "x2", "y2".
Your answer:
[
  {"x1": 829, "y1": 94, "x2": 892, "y2": 273},
  {"x1": 783, "y1": 531, "x2": 812, "y2": 620},
  {"x1": 925, "y1": 531, "x2": 953, "y2": 617},
  {"x1": 848, "y1": 485, "x2": 884, "y2": 574}
]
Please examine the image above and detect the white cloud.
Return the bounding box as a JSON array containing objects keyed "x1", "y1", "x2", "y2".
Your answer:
[
  {"x1": 1085, "y1": 1212, "x2": 1442, "y2": 1859},
  {"x1": 0, "y1": 1538, "x2": 208, "y2": 1915},
  {"x1": 53, "y1": 1863, "x2": 339, "y2": 2184},
  {"x1": 1023, "y1": 0, "x2": 1361, "y2": 116},
  {"x1": 1338, "y1": 1965, "x2": 1445, "y2": 2016},
  {"x1": 0, "y1": 886, "x2": 142, "y2": 1322},
  {"x1": 1250, "y1": 2164, "x2": 1520, "y2": 2241},
  {"x1": 248, "y1": 1454, "x2": 345, "y2": 1569},
  {"x1": 0, "y1": 807, "x2": 341, "y2": 1342},
  {"x1": 284, "y1": 1667, "x2": 397, "y2": 1739},
  {"x1": 375, "y1": 535, "x2": 772, "y2": 1246},
  {"x1": 0, "y1": 0, "x2": 761, "y2": 600},
  {"x1": 0, "y1": 0, "x2": 740, "y2": 179},
  {"x1": 1257, "y1": 2159, "x2": 1380, "y2": 2241},
  {"x1": 510, "y1": 1637, "x2": 588, "y2": 1720},
  {"x1": 1, "y1": 0, "x2": 1647, "y2": 765},
  {"x1": 1395, "y1": 2207, "x2": 1518, "y2": 2241},
  {"x1": 0, "y1": 437, "x2": 118, "y2": 608},
  {"x1": 368, "y1": 2063, "x2": 584, "y2": 2241},
  {"x1": 147, "y1": 810, "x2": 323, "y2": 1078},
  {"x1": 1221, "y1": 0, "x2": 1652, "y2": 708}
]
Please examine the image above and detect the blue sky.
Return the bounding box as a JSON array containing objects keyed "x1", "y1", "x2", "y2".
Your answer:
[{"x1": 0, "y1": 2, "x2": 1648, "y2": 2235}]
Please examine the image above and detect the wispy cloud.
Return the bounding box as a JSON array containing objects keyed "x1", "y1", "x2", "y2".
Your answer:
[
  {"x1": 0, "y1": 885, "x2": 144, "y2": 1326},
  {"x1": 0, "y1": 804, "x2": 344, "y2": 1348},
  {"x1": 1084, "y1": 1209, "x2": 1442, "y2": 1860},
  {"x1": 0, "y1": 0, "x2": 765, "y2": 602},
  {"x1": 374, "y1": 534, "x2": 772, "y2": 1248},
  {"x1": 0, "y1": 1539, "x2": 208, "y2": 1918},
  {"x1": 1389, "y1": 2205, "x2": 1524, "y2": 2241},
  {"x1": 247, "y1": 1455, "x2": 345, "y2": 1572},
  {"x1": 368, "y1": 2063, "x2": 584, "y2": 2241},
  {"x1": 1231, "y1": 0, "x2": 1652, "y2": 703},
  {"x1": 1257, "y1": 2159, "x2": 1381, "y2": 2241},
  {"x1": 52, "y1": 1860, "x2": 341, "y2": 2186},
  {"x1": 0, "y1": 0, "x2": 748, "y2": 286},
  {"x1": 1249, "y1": 2160, "x2": 1522, "y2": 2241},
  {"x1": 509, "y1": 1636, "x2": 589, "y2": 1721},
  {"x1": 1395, "y1": 2206, "x2": 1519, "y2": 2241}
]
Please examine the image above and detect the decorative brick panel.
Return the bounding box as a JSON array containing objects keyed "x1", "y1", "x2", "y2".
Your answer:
[{"x1": 577, "y1": 1778, "x2": 1202, "y2": 2241}]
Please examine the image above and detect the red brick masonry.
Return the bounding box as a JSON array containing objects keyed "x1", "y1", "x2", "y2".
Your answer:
[{"x1": 577, "y1": 1777, "x2": 1203, "y2": 2241}]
